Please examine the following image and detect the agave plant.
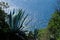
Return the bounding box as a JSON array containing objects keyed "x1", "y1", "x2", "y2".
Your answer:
[
  {"x1": 5, "y1": 9, "x2": 30, "y2": 40},
  {"x1": 0, "y1": 8, "x2": 31, "y2": 40},
  {"x1": 6, "y1": 9, "x2": 28, "y2": 32}
]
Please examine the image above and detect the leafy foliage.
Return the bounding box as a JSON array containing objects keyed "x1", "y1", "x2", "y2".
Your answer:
[
  {"x1": 0, "y1": 9, "x2": 9, "y2": 33},
  {"x1": 48, "y1": 10, "x2": 60, "y2": 40},
  {"x1": 0, "y1": 2, "x2": 9, "y2": 9},
  {"x1": 38, "y1": 28, "x2": 49, "y2": 40}
]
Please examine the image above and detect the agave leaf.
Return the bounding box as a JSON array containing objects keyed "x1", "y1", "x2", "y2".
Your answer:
[
  {"x1": 20, "y1": 27, "x2": 25, "y2": 30},
  {"x1": 17, "y1": 14, "x2": 28, "y2": 31},
  {"x1": 13, "y1": 9, "x2": 25, "y2": 30},
  {"x1": 25, "y1": 19, "x2": 32, "y2": 26},
  {"x1": 13, "y1": 9, "x2": 22, "y2": 27},
  {"x1": 13, "y1": 9, "x2": 15, "y2": 15},
  {"x1": 17, "y1": 10, "x2": 25, "y2": 27},
  {"x1": 20, "y1": 19, "x2": 32, "y2": 30},
  {"x1": 19, "y1": 10, "x2": 25, "y2": 21},
  {"x1": 9, "y1": 11, "x2": 13, "y2": 30}
]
